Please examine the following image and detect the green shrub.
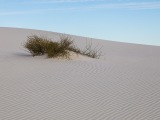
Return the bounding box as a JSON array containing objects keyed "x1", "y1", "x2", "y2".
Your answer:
[
  {"x1": 24, "y1": 35, "x2": 102, "y2": 59},
  {"x1": 59, "y1": 35, "x2": 73, "y2": 50},
  {"x1": 24, "y1": 35, "x2": 48, "y2": 56},
  {"x1": 45, "y1": 41, "x2": 69, "y2": 58}
]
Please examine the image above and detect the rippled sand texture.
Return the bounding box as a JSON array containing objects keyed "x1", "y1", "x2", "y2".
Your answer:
[{"x1": 1, "y1": 27, "x2": 160, "y2": 120}]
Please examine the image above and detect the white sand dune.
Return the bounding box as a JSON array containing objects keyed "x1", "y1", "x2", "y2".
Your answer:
[{"x1": 1, "y1": 27, "x2": 160, "y2": 120}]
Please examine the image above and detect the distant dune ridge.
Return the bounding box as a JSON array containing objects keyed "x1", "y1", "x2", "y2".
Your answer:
[{"x1": 1, "y1": 27, "x2": 160, "y2": 120}]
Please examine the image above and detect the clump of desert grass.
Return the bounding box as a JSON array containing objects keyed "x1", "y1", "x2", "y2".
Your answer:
[{"x1": 24, "y1": 35, "x2": 102, "y2": 59}]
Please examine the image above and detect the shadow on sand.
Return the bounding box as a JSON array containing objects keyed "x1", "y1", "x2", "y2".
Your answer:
[{"x1": 13, "y1": 52, "x2": 32, "y2": 58}]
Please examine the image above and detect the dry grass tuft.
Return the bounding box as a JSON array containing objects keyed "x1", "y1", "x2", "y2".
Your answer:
[{"x1": 24, "y1": 35, "x2": 102, "y2": 59}]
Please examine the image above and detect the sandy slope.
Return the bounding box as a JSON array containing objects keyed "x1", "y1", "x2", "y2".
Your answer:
[{"x1": 1, "y1": 27, "x2": 160, "y2": 120}]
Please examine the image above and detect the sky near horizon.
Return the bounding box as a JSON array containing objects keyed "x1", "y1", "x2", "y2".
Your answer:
[{"x1": 0, "y1": 0, "x2": 160, "y2": 46}]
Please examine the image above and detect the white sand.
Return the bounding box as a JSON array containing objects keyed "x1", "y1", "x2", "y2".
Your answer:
[{"x1": 1, "y1": 27, "x2": 160, "y2": 120}]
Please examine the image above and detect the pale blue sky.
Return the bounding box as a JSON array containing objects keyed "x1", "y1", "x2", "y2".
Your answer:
[{"x1": 0, "y1": 0, "x2": 160, "y2": 46}]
